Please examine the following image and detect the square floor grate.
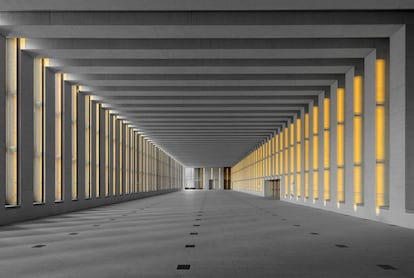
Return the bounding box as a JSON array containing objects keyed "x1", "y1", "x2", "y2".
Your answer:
[
  {"x1": 377, "y1": 264, "x2": 397, "y2": 270},
  {"x1": 177, "y1": 264, "x2": 191, "y2": 270},
  {"x1": 190, "y1": 232, "x2": 198, "y2": 235},
  {"x1": 185, "y1": 244, "x2": 195, "y2": 248},
  {"x1": 193, "y1": 224, "x2": 200, "y2": 227},
  {"x1": 32, "y1": 244, "x2": 46, "y2": 248},
  {"x1": 335, "y1": 244, "x2": 348, "y2": 248}
]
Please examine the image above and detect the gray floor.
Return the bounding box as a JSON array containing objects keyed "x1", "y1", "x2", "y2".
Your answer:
[{"x1": 1, "y1": 190, "x2": 413, "y2": 278}]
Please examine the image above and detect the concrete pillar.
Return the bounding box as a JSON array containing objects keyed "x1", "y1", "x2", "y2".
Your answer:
[
  {"x1": 90, "y1": 100, "x2": 96, "y2": 199},
  {"x1": 317, "y1": 92, "x2": 324, "y2": 205},
  {"x1": 405, "y1": 25, "x2": 414, "y2": 211},
  {"x1": 77, "y1": 93, "x2": 85, "y2": 200},
  {"x1": 330, "y1": 82, "x2": 338, "y2": 207},
  {"x1": 63, "y1": 81, "x2": 72, "y2": 202},
  {"x1": 19, "y1": 50, "x2": 34, "y2": 208},
  {"x1": 363, "y1": 50, "x2": 377, "y2": 215},
  {"x1": 0, "y1": 36, "x2": 6, "y2": 211},
  {"x1": 344, "y1": 68, "x2": 355, "y2": 209},
  {"x1": 307, "y1": 102, "x2": 314, "y2": 201},
  {"x1": 389, "y1": 26, "x2": 406, "y2": 212},
  {"x1": 45, "y1": 68, "x2": 55, "y2": 204}
]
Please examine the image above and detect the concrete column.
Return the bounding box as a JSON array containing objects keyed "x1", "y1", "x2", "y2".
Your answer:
[
  {"x1": 19, "y1": 51, "x2": 34, "y2": 208},
  {"x1": 77, "y1": 93, "x2": 85, "y2": 200},
  {"x1": 63, "y1": 81, "x2": 72, "y2": 202},
  {"x1": 330, "y1": 82, "x2": 338, "y2": 206},
  {"x1": 115, "y1": 118, "x2": 120, "y2": 196},
  {"x1": 405, "y1": 25, "x2": 414, "y2": 211},
  {"x1": 317, "y1": 92, "x2": 324, "y2": 204},
  {"x1": 90, "y1": 100, "x2": 96, "y2": 198},
  {"x1": 45, "y1": 68, "x2": 55, "y2": 204},
  {"x1": 344, "y1": 68, "x2": 355, "y2": 209},
  {"x1": 308, "y1": 102, "x2": 314, "y2": 201},
  {"x1": 389, "y1": 26, "x2": 406, "y2": 212},
  {"x1": 108, "y1": 113, "x2": 113, "y2": 196},
  {"x1": 363, "y1": 50, "x2": 377, "y2": 215},
  {"x1": 0, "y1": 36, "x2": 6, "y2": 211},
  {"x1": 122, "y1": 123, "x2": 126, "y2": 194},
  {"x1": 300, "y1": 109, "x2": 305, "y2": 200}
]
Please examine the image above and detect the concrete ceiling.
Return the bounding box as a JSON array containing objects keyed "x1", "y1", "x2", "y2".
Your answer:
[{"x1": 0, "y1": 3, "x2": 409, "y2": 167}]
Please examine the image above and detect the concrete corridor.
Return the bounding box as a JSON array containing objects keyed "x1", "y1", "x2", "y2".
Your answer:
[{"x1": 0, "y1": 190, "x2": 413, "y2": 278}]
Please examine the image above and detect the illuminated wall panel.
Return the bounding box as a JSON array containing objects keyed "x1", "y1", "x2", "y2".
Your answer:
[
  {"x1": 55, "y1": 73, "x2": 63, "y2": 202},
  {"x1": 304, "y1": 112, "x2": 310, "y2": 198},
  {"x1": 85, "y1": 95, "x2": 91, "y2": 199},
  {"x1": 337, "y1": 88, "x2": 345, "y2": 203},
  {"x1": 71, "y1": 86, "x2": 78, "y2": 200},
  {"x1": 105, "y1": 109, "x2": 109, "y2": 197},
  {"x1": 95, "y1": 103, "x2": 100, "y2": 197},
  {"x1": 313, "y1": 106, "x2": 319, "y2": 200},
  {"x1": 296, "y1": 118, "x2": 302, "y2": 197},
  {"x1": 112, "y1": 114, "x2": 116, "y2": 195},
  {"x1": 354, "y1": 76, "x2": 363, "y2": 205},
  {"x1": 119, "y1": 120, "x2": 123, "y2": 195},
  {"x1": 376, "y1": 59, "x2": 388, "y2": 207},
  {"x1": 5, "y1": 38, "x2": 19, "y2": 206},
  {"x1": 323, "y1": 97, "x2": 330, "y2": 201}
]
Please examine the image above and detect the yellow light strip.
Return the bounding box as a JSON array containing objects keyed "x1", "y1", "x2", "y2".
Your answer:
[
  {"x1": 354, "y1": 76, "x2": 363, "y2": 205},
  {"x1": 5, "y1": 38, "x2": 18, "y2": 206}
]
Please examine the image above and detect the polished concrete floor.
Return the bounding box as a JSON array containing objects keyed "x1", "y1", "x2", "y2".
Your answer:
[{"x1": 1, "y1": 190, "x2": 413, "y2": 278}]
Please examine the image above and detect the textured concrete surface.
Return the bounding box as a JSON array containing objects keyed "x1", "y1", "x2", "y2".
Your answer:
[{"x1": 1, "y1": 190, "x2": 413, "y2": 278}]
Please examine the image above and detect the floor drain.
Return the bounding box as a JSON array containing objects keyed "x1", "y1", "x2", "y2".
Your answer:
[
  {"x1": 377, "y1": 264, "x2": 397, "y2": 270},
  {"x1": 185, "y1": 244, "x2": 195, "y2": 248},
  {"x1": 293, "y1": 224, "x2": 301, "y2": 227},
  {"x1": 336, "y1": 244, "x2": 348, "y2": 248},
  {"x1": 190, "y1": 232, "x2": 198, "y2": 235},
  {"x1": 193, "y1": 224, "x2": 200, "y2": 227},
  {"x1": 177, "y1": 265, "x2": 191, "y2": 270},
  {"x1": 69, "y1": 233, "x2": 78, "y2": 235},
  {"x1": 310, "y1": 232, "x2": 319, "y2": 235},
  {"x1": 32, "y1": 244, "x2": 46, "y2": 248}
]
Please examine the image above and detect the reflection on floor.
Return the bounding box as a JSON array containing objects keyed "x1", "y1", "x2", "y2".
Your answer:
[{"x1": 1, "y1": 190, "x2": 413, "y2": 278}]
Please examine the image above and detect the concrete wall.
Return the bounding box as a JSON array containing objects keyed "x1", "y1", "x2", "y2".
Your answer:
[{"x1": 235, "y1": 26, "x2": 414, "y2": 229}]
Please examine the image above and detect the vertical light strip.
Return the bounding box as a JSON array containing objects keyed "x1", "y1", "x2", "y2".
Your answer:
[
  {"x1": 313, "y1": 106, "x2": 319, "y2": 200},
  {"x1": 55, "y1": 73, "x2": 63, "y2": 202},
  {"x1": 337, "y1": 88, "x2": 345, "y2": 203},
  {"x1": 84, "y1": 95, "x2": 91, "y2": 199},
  {"x1": 376, "y1": 59, "x2": 387, "y2": 208},
  {"x1": 275, "y1": 134, "x2": 279, "y2": 176},
  {"x1": 105, "y1": 109, "x2": 109, "y2": 197},
  {"x1": 33, "y1": 58, "x2": 44, "y2": 204},
  {"x1": 284, "y1": 127, "x2": 289, "y2": 196},
  {"x1": 119, "y1": 120, "x2": 123, "y2": 195},
  {"x1": 354, "y1": 76, "x2": 363, "y2": 205},
  {"x1": 304, "y1": 112, "x2": 310, "y2": 199},
  {"x1": 95, "y1": 103, "x2": 100, "y2": 197},
  {"x1": 71, "y1": 86, "x2": 78, "y2": 200},
  {"x1": 5, "y1": 38, "x2": 18, "y2": 206},
  {"x1": 296, "y1": 118, "x2": 301, "y2": 198},
  {"x1": 289, "y1": 122, "x2": 295, "y2": 197},
  {"x1": 125, "y1": 125, "x2": 129, "y2": 194},
  {"x1": 323, "y1": 97, "x2": 330, "y2": 201},
  {"x1": 112, "y1": 114, "x2": 116, "y2": 195}
]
